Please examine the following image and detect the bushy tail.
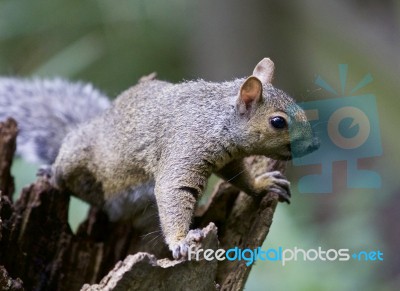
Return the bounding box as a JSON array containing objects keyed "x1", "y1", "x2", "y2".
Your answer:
[{"x1": 0, "y1": 77, "x2": 110, "y2": 164}]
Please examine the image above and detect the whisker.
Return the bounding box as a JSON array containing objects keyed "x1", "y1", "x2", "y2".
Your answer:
[
  {"x1": 312, "y1": 121, "x2": 328, "y2": 129},
  {"x1": 148, "y1": 234, "x2": 162, "y2": 247},
  {"x1": 141, "y1": 230, "x2": 161, "y2": 239},
  {"x1": 226, "y1": 169, "x2": 246, "y2": 183}
]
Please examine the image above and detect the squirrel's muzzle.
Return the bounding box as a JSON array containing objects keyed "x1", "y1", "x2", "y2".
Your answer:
[{"x1": 290, "y1": 136, "x2": 320, "y2": 158}]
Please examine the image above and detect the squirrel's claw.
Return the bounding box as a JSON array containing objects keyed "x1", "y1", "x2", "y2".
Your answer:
[
  {"x1": 172, "y1": 242, "x2": 189, "y2": 260},
  {"x1": 255, "y1": 170, "x2": 291, "y2": 204},
  {"x1": 271, "y1": 186, "x2": 291, "y2": 204},
  {"x1": 171, "y1": 229, "x2": 204, "y2": 260}
]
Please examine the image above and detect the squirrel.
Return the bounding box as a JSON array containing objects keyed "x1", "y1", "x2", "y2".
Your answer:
[{"x1": 0, "y1": 58, "x2": 319, "y2": 259}]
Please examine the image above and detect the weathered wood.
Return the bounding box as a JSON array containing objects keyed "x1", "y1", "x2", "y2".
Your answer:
[
  {"x1": 0, "y1": 265, "x2": 23, "y2": 291},
  {"x1": 195, "y1": 157, "x2": 284, "y2": 290},
  {"x1": 82, "y1": 223, "x2": 219, "y2": 291},
  {"x1": 0, "y1": 118, "x2": 17, "y2": 200}
]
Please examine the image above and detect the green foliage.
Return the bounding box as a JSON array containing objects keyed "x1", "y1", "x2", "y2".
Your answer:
[{"x1": 0, "y1": 0, "x2": 189, "y2": 94}]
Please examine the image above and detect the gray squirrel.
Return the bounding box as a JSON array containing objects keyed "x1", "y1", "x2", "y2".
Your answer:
[{"x1": 0, "y1": 58, "x2": 319, "y2": 259}]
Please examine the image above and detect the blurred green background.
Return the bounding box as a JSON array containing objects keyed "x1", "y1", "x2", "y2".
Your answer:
[{"x1": 1, "y1": 0, "x2": 399, "y2": 290}]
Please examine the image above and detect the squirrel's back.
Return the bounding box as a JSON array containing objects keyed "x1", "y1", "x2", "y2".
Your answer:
[
  {"x1": 52, "y1": 78, "x2": 241, "y2": 201},
  {"x1": 0, "y1": 77, "x2": 110, "y2": 164}
]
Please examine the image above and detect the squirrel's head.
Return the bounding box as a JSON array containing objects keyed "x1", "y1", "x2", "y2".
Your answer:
[{"x1": 237, "y1": 58, "x2": 320, "y2": 160}]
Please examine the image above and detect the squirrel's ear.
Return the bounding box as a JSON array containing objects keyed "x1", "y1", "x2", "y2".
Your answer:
[
  {"x1": 237, "y1": 76, "x2": 262, "y2": 115},
  {"x1": 252, "y1": 58, "x2": 275, "y2": 84}
]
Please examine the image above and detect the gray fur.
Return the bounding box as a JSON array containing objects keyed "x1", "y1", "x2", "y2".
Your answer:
[
  {"x1": 52, "y1": 69, "x2": 317, "y2": 258},
  {"x1": 0, "y1": 77, "x2": 110, "y2": 163},
  {"x1": 0, "y1": 59, "x2": 318, "y2": 259},
  {"x1": 104, "y1": 181, "x2": 156, "y2": 225}
]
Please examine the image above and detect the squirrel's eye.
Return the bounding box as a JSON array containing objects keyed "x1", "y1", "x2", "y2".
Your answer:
[{"x1": 270, "y1": 116, "x2": 287, "y2": 129}]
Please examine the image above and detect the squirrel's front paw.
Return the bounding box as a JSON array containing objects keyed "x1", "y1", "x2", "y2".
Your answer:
[
  {"x1": 171, "y1": 229, "x2": 204, "y2": 260},
  {"x1": 255, "y1": 170, "x2": 291, "y2": 203}
]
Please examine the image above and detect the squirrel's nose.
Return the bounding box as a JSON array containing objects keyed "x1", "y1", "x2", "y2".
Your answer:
[
  {"x1": 291, "y1": 136, "x2": 320, "y2": 158},
  {"x1": 307, "y1": 137, "x2": 320, "y2": 152}
]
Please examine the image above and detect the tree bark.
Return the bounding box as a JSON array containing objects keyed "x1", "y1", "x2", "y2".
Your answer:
[
  {"x1": 0, "y1": 118, "x2": 285, "y2": 291},
  {"x1": 0, "y1": 118, "x2": 17, "y2": 200}
]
